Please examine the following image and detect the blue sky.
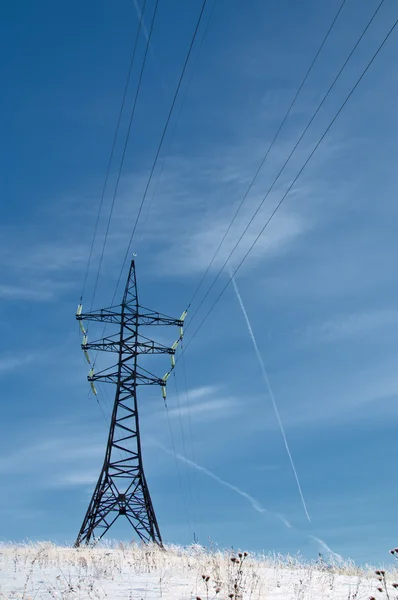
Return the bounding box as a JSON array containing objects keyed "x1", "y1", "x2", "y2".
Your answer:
[{"x1": 1, "y1": 0, "x2": 398, "y2": 564}]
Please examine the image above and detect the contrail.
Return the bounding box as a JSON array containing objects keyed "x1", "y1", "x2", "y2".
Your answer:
[
  {"x1": 230, "y1": 272, "x2": 311, "y2": 524},
  {"x1": 132, "y1": 0, "x2": 152, "y2": 49},
  {"x1": 152, "y1": 439, "x2": 292, "y2": 529},
  {"x1": 131, "y1": 0, "x2": 168, "y2": 93},
  {"x1": 154, "y1": 439, "x2": 345, "y2": 561},
  {"x1": 311, "y1": 536, "x2": 344, "y2": 564}
]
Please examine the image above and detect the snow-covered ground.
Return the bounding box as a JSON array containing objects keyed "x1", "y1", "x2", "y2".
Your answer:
[{"x1": 0, "y1": 542, "x2": 396, "y2": 599}]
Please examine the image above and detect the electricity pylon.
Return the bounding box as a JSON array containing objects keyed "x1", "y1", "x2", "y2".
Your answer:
[{"x1": 74, "y1": 260, "x2": 185, "y2": 547}]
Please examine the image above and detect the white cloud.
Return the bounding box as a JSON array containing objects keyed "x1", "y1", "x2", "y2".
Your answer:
[
  {"x1": 57, "y1": 472, "x2": 99, "y2": 486},
  {"x1": 0, "y1": 229, "x2": 90, "y2": 304},
  {"x1": 167, "y1": 398, "x2": 236, "y2": 420},
  {"x1": 165, "y1": 384, "x2": 238, "y2": 422},
  {"x1": 157, "y1": 208, "x2": 309, "y2": 276},
  {"x1": 0, "y1": 283, "x2": 54, "y2": 301},
  {"x1": 0, "y1": 435, "x2": 104, "y2": 476},
  {"x1": 2, "y1": 240, "x2": 90, "y2": 273},
  {"x1": 253, "y1": 358, "x2": 398, "y2": 431},
  {"x1": 187, "y1": 385, "x2": 218, "y2": 401},
  {"x1": 0, "y1": 353, "x2": 36, "y2": 375},
  {"x1": 0, "y1": 280, "x2": 72, "y2": 301},
  {"x1": 104, "y1": 142, "x2": 317, "y2": 280},
  {"x1": 307, "y1": 309, "x2": 398, "y2": 342}
]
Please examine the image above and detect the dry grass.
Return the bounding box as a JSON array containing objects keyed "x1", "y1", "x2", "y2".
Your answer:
[{"x1": 0, "y1": 541, "x2": 397, "y2": 599}]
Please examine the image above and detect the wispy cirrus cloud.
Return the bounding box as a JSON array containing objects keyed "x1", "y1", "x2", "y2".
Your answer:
[
  {"x1": 157, "y1": 207, "x2": 309, "y2": 276},
  {"x1": 186, "y1": 385, "x2": 218, "y2": 401},
  {"x1": 0, "y1": 124, "x2": 331, "y2": 309},
  {"x1": 163, "y1": 385, "x2": 239, "y2": 422},
  {"x1": 167, "y1": 397, "x2": 237, "y2": 420},
  {"x1": 1, "y1": 238, "x2": 90, "y2": 273},
  {"x1": 0, "y1": 227, "x2": 98, "y2": 303},
  {"x1": 307, "y1": 308, "x2": 398, "y2": 343},
  {"x1": 0, "y1": 353, "x2": 36, "y2": 375},
  {"x1": 57, "y1": 472, "x2": 99, "y2": 487},
  {"x1": 99, "y1": 136, "x2": 325, "y2": 280},
  {"x1": 0, "y1": 433, "x2": 104, "y2": 477},
  {"x1": 252, "y1": 356, "x2": 398, "y2": 432},
  {"x1": 0, "y1": 280, "x2": 73, "y2": 301},
  {"x1": 0, "y1": 283, "x2": 54, "y2": 301}
]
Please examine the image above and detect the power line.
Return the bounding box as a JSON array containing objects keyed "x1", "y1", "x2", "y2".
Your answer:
[
  {"x1": 180, "y1": 342, "x2": 202, "y2": 540},
  {"x1": 180, "y1": 344, "x2": 198, "y2": 476},
  {"x1": 110, "y1": 0, "x2": 210, "y2": 306},
  {"x1": 185, "y1": 0, "x2": 386, "y2": 330},
  {"x1": 138, "y1": 0, "x2": 219, "y2": 248},
  {"x1": 185, "y1": 0, "x2": 348, "y2": 312},
  {"x1": 182, "y1": 10, "x2": 398, "y2": 357},
  {"x1": 90, "y1": 0, "x2": 160, "y2": 310},
  {"x1": 81, "y1": 0, "x2": 148, "y2": 302},
  {"x1": 165, "y1": 402, "x2": 193, "y2": 538},
  {"x1": 173, "y1": 370, "x2": 198, "y2": 536}
]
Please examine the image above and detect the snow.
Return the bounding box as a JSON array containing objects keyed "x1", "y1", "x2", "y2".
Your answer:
[{"x1": 0, "y1": 542, "x2": 396, "y2": 599}]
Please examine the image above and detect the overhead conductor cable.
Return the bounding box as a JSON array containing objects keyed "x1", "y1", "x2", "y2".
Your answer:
[
  {"x1": 111, "y1": 0, "x2": 210, "y2": 306},
  {"x1": 185, "y1": 0, "x2": 349, "y2": 313},
  {"x1": 183, "y1": 7, "x2": 398, "y2": 355},
  {"x1": 185, "y1": 0, "x2": 386, "y2": 331}
]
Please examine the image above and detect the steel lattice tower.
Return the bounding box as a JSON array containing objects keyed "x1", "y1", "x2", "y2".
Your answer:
[{"x1": 74, "y1": 260, "x2": 184, "y2": 547}]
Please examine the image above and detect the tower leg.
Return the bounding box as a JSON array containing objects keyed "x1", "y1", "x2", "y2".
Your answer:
[{"x1": 75, "y1": 468, "x2": 162, "y2": 546}]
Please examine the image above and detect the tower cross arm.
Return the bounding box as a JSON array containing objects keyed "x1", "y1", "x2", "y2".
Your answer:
[
  {"x1": 83, "y1": 337, "x2": 175, "y2": 355},
  {"x1": 89, "y1": 367, "x2": 163, "y2": 387},
  {"x1": 137, "y1": 305, "x2": 184, "y2": 327},
  {"x1": 76, "y1": 307, "x2": 126, "y2": 325}
]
